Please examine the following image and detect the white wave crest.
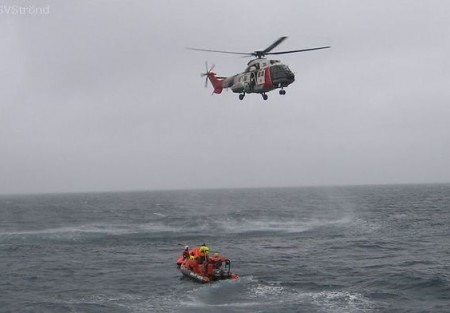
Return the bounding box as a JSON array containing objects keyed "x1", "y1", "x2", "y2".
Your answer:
[{"x1": 219, "y1": 216, "x2": 352, "y2": 234}]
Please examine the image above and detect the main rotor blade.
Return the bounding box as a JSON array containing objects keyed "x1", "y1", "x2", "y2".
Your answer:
[
  {"x1": 262, "y1": 36, "x2": 288, "y2": 53},
  {"x1": 187, "y1": 47, "x2": 251, "y2": 56},
  {"x1": 267, "y1": 46, "x2": 331, "y2": 55}
]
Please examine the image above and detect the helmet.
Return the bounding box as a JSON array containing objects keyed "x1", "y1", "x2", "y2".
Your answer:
[
  {"x1": 214, "y1": 253, "x2": 219, "y2": 257},
  {"x1": 185, "y1": 245, "x2": 189, "y2": 250}
]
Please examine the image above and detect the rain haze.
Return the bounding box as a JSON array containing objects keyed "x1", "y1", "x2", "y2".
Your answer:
[{"x1": 1, "y1": 0, "x2": 450, "y2": 195}]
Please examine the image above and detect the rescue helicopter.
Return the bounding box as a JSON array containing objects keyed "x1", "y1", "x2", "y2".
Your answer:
[{"x1": 188, "y1": 36, "x2": 330, "y2": 100}]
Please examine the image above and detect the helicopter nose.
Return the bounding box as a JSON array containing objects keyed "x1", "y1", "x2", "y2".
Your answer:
[
  {"x1": 287, "y1": 70, "x2": 295, "y2": 81},
  {"x1": 282, "y1": 69, "x2": 295, "y2": 84},
  {"x1": 270, "y1": 65, "x2": 295, "y2": 86}
]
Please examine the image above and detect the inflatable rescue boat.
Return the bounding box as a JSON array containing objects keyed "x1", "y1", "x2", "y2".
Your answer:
[{"x1": 176, "y1": 247, "x2": 239, "y2": 283}]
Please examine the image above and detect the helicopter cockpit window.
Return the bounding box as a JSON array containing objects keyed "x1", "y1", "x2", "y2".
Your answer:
[{"x1": 245, "y1": 64, "x2": 259, "y2": 72}]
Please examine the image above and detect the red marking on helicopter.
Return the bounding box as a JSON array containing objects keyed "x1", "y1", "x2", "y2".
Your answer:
[
  {"x1": 264, "y1": 67, "x2": 273, "y2": 91},
  {"x1": 204, "y1": 71, "x2": 223, "y2": 94}
]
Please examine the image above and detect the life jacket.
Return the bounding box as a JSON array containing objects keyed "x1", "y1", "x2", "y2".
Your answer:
[
  {"x1": 199, "y1": 245, "x2": 209, "y2": 256},
  {"x1": 193, "y1": 248, "x2": 200, "y2": 258}
]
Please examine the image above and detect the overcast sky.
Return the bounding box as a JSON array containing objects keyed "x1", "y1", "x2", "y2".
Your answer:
[{"x1": 1, "y1": 0, "x2": 450, "y2": 194}]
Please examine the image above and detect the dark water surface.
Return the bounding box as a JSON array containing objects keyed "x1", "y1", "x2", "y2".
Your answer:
[{"x1": 1, "y1": 184, "x2": 449, "y2": 312}]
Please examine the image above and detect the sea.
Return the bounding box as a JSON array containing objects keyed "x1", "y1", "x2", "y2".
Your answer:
[{"x1": 1, "y1": 184, "x2": 449, "y2": 313}]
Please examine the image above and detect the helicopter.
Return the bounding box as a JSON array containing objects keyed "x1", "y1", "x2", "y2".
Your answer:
[{"x1": 188, "y1": 36, "x2": 330, "y2": 100}]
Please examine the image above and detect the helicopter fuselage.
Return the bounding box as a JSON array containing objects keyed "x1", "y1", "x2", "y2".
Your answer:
[
  {"x1": 224, "y1": 58, "x2": 295, "y2": 93},
  {"x1": 207, "y1": 58, "x2": 295, "y2": 100}
]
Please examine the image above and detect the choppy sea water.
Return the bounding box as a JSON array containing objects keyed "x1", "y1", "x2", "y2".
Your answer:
[{"x1": 1, "y1": 184, "x2": 449, "y2": 313}]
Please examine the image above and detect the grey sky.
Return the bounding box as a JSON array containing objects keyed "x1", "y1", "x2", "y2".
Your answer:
[{"x1": 1, "y1": 0, "x2": 450, "y2": 194}]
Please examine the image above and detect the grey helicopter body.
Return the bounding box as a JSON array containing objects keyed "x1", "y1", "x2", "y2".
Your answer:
[{"x1": 189, "y1": 37, "x2": 330, "y2": 100}]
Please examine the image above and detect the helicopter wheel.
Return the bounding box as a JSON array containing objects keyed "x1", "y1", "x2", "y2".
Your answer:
[
  {"x1": 262, "y1": 93, "x2": 268, "y2": 100},
  {"x1": 239, "y1": 94, "x2": 245, "y2": 100},
  {"x1": 279, "y1": 89, "x2": 286, "y2": 95}
]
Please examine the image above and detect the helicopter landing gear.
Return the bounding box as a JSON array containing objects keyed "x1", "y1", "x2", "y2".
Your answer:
[
  {"x1": 239, "y1": 93, "x2": 245, "y2": 100},
  {"x1": 262, "y1": 93, "x2": 268, "y2": 100},
  {"x1": 279, "y1": 89, "x2": 286, "y2": 95}
]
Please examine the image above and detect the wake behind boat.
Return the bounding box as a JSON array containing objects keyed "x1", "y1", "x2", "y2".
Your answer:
[{"x1": 176, "y1": 244, "x2": 238, "y2": 283}]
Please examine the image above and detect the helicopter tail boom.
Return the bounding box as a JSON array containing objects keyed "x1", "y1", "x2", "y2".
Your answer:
[{"x1": 207, "y1": 73, "x2": 224, "y2": 94}]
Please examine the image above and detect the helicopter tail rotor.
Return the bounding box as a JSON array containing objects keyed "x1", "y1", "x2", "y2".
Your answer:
[
  {"x1": 200, "y1": 62, "x2": 223, "y2": 94},
  {"x1": 201, "y1": 62, "x2": 216, "y2": 88}
]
